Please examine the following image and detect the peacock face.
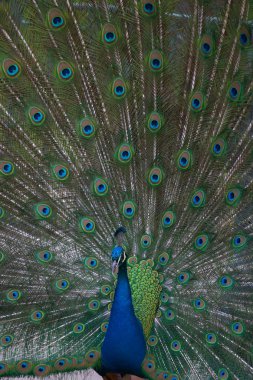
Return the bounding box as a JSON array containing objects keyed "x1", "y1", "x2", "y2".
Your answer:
[{"x1": 111, "y1": 246, "x2": 126, "y2": 273}]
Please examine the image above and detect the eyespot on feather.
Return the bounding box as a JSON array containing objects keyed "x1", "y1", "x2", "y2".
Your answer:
[
  {"x1": 33, "y1": 364, "x2": 51, "y2": 377},
  {"x1": 115, "y1": 143, "x2": 134, "y2": 164},
  {"x1": 48, "y1": 9, "x2": 65, "y2": 30},
  {"x1": 100, "y1": 284, "x2": 111, "y2": 296},
  {"x1": 190, "y1": 92, "x2": 205, "y2": 112},
  {"x1": 84, "y1": 257, "x2": 98, "y2": 269},
  {"x1": 80, "y1": 217, "x2": 96, "y2": 234},
  {"x1": 88, "y1": 299, "x2": 100, "y2": 311},
  {"x1": 162, "y1": 210, "x2": 176, "y2": 228},
  {"x1": 54, "y1": 279, "x2": 70, "y2": 292},
  {"x1": 177, "y1": 271, "x2": 190, "y2": 285},
  {"x1": 57, "y1": 61, "x2": 74, "y2": 81},
  {"x1": 102, "y1": 24, "x2": 118, "y2": 45},
  {"x1": 148, "y1": 335, "x2": 158, "y2": 346},
  {"x1": 29, "y1": 107, "x2": 46, "y2": 126},
  {"x1": 231, "y1": 321, "x2": 244, "y2": 335},
  {"x1": 147, "y1": 112, "x2": 163, "y2": 133},
  {"x1": 85, "y1": 350, "x2": 100, "y2": 366},
  {"x1": 239, "y1": 25, "x2": 252, "y2": 48},
  {"x1": 93, "y1": 177, "x2": 109, "y2": 197},
  {"x1": 101, "y1": 321, "x2": 109, "y2": 333},
  {"x1": 112, "y1": 78, "x2": 126, "y2": 99},
  {"x1": 142, "y1": 0, "x2": 156, "y2": 16},
  {"x1": 200, "y1": 34, "x2": 214, "y2": 57},
  {"x1": 121, "y1": 200, "x2": 136, "y2": 219},
  {"x1": 73, "y1": 323, "x2": 85, "y2": 334},
  {"x1": 218, "y1": 275, "x2": 234, "y2": 290},
  {"x1": 0, "y1": 334, "x2": 14, "y2": 347},
  {"x1": 3, "y1": 59, "x2": 21, "y2": 78},
  {"x1": 52, "y1": 164, "x2": 69, "y2": 181},
  {"x1": 205, "y1": 332, "x2": 217, "y2": 346},
  {"x1": 218, "y1": 368, "x2": 229, "y2": 380},
  {"x1": 176, "y1": 150, "x2": 192, "y2": 171},
  {"x1": 160, "y1": 292, "x2": 169, "y2": 303},
  {"x1": 147, "y1": 166, "x2": 164, "y2": 187},
  {"x1": 6, "y1": 289, "x2": 22, "y2": 302},
  {"x1": 80, "y1": 117, "x2": 97, "y2": 139},
  {"x1": 225, "y1": 187, "x2": 242, "y2": 206},
  {"x1": 16, "y1": 360, "x2": 33, "y2": 375},
  {"x1": 231, "y1": 234, "x2": 247, "y2": 250},
  {"x1": 0, "y1": 161, "x2": 15, "y2": 176},
  {"x1": 193, "y1": 297, "x2": 206, "y2": 311},
  {"x1": 149, "y1": 50, "x2": 163, "y2": 72},
  {"x1": 0, "y1": 362, "x2": 9, "y2": 375},
  {"x1": 194, "y1": 233, "x2": 209, "y2": 252},
  {"x1": 31, "y1": 310, "x2": 45, "y2": 323},
  {"x1": 142, "y1": 357, "x2": 156, "y2": 375},
  {"x1": 170, "y1": 340, "x2": 181, "y2": 352},
  {"x1": 156, "y1": 371, "x2": 171, "y2": 380},
  {"x1": 164, "y1": 308, "x2": 176, "y2": 322},
  {"x1": 228, "y1": 81, "x2": 242, "y2": 102},
  {"x1": 54, "y1": 358, "x2": 70, "y2": 371},
  {"x1": 191, "y1": 189, "x2": 206, "y2": 208},
  {"x1": 141, "y1": 234, "x2": 152, "y2": 249},
  {"x1": 35, "y1": 203, "x2": 52, "y2": 219},
  {"x1": 158, "y1": 252, "x2": 170, "y2": 266},
  {"x1": 211, "y1": 137, "x2": 227, "y2": 157},
  {"x1": 35, "y1": 250, "x2": 54, "y2": 264}
]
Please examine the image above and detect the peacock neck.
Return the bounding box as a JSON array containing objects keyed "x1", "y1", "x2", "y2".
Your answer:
[{"x1": 101, "y1": 260, "x2": 147, "y2": 376}]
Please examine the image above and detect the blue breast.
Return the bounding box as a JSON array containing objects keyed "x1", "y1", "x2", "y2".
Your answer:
[{"x1": 101, "y1": 262, "x2": 147, "y2": 375}]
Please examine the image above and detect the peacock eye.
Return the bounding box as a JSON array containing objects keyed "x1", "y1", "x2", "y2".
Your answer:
[
  {"x1": 151, "y1": 58, "x2": 160, "y2": 69},
  {"x1": 84, "y1": 125, "x2": 92, "y2": 134},
  {"x1": 149, "y1": 50, "x2": 163, "y2": 72},
  {"x1": 143, "y1": 1, "x2": 156, "y2": 16},
  {"x1": 93, "y1": 178, "x2": 109, "y2": 196},
  {"x1": 115, "y1": 86, "x2": 124, "y2": 95},
  {"x1": 105, "y1": 32, "x2": 115, "y2": 43},
  {"x1": 147, "y1": 167, "x2": 163, "y2": 186},
  {"x1": 177, "y1": 150, "x2": 192, "y2": 171},
  {"x1": 52, "y1": 16, "x2": 64, "y2": 27},
  {"x1": 112, "y1": 78, "x2": 126, "y2": 99},
  {"x1": 0, "y1": 161, "x2": 15, "y2": 176},
  {"x1": 55, "y1": 279, "x2": 70, "y2": 292},
  {"x1": 61, "y1": 67, "x2": 72, "y2": 79},
  {"x1": 192, "y1": 98, "x2": 199, "y2": 108},
  {"x1": 190, "y1": 92, "x2": 205, "y2": 111},
  {"x1": 57, "y1": 61, "x2": 74, "y2": 81},
  {"x1": 3, "y1": 59, "x2": 21, "y2": 78},
  {"x1": 84, "y1": 257, "x2": 98, "y2": 269},
  {"x1": 203, "y1": 43, "x2": 210, "y2": 52},
  {"x1": 145, "y1": 3, "x2": 154, "y2": 12},
  {"x1": 48, "y1": 9, "x2": 65, "y2": 30}
]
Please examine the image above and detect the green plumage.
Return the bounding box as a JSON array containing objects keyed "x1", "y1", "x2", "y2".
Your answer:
[{"x1": 0, "y1": 0, "x2": 253, "y2": 379}]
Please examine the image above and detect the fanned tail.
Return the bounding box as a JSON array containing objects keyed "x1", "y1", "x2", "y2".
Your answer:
[{"x1": 0, "y1": 1, "x2": 253, "y2": 379}]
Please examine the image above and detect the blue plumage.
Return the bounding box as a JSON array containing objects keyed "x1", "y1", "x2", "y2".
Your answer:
[{"x1": 101, "y1": 261, "x2": 147, "y2": 376}]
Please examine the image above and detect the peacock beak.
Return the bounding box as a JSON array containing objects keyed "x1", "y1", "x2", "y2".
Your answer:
[{"x1": 112, "y1": 260, "x2": 119, "y2": 274}]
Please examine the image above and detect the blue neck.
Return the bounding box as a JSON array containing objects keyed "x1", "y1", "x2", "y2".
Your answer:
[{"x1": 101, "y1": 262, "x2": 146, "y2": 375}]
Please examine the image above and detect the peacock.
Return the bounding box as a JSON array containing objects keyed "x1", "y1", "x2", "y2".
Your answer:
[{"x1": 0, "y1": 0, "x2": 253, "y2": 379}]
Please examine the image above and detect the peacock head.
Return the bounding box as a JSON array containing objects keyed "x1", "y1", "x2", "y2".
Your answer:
[
  {"x1": 111, "y1": 227, "x2": 127, "y2": 273},
  {"x1": 111, "y1": 246, "x2": 127, "y2": 273}
]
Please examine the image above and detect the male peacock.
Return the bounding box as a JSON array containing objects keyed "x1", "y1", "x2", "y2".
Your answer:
[{"x1": 0, "y1": 0, "x2": 253, "y2": 379}]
